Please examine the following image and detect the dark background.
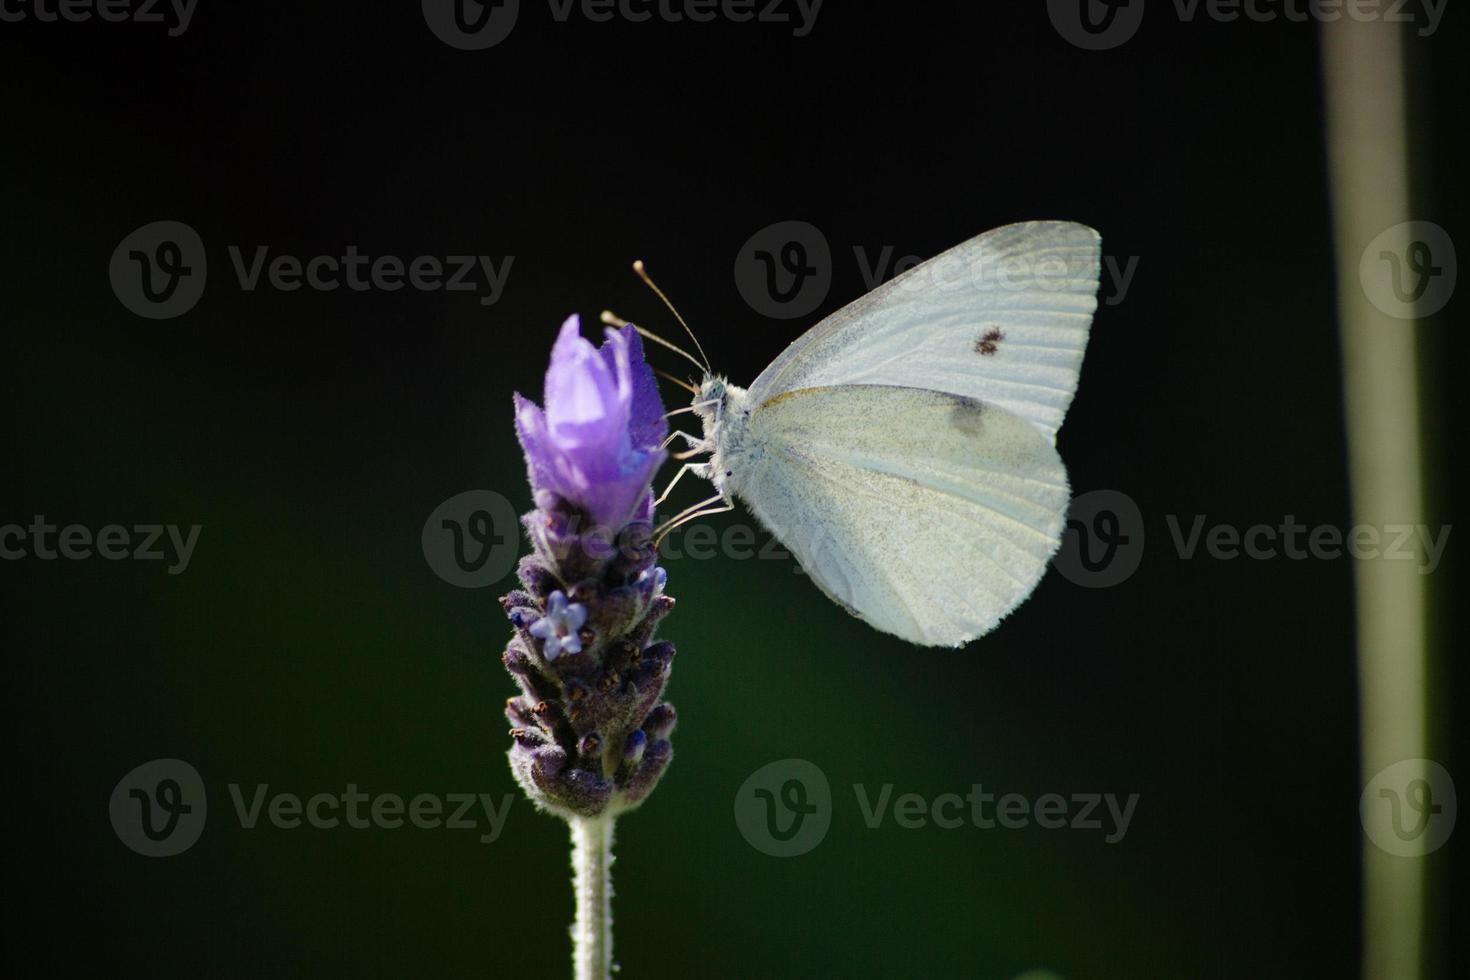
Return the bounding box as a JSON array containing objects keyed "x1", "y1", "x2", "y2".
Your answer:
[{"x1": 2, "y1": 3, "x2": 1462, "y2": 978}]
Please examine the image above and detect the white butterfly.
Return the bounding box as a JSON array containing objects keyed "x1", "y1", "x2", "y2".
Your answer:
[{"x1": 649, "y1": 221, "x2": 1101, "y2": 647}]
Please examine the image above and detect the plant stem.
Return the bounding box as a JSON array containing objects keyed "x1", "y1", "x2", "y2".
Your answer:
[
  {"x1": 570, "y1": 815, "x2": 615, "y2": 980},
  {"x1": 1323, "y1": 17, "x2": 1433, "y2": 980}
]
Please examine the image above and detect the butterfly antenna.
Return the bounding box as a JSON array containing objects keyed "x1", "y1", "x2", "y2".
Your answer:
[
  {"x1": 662, "y1": 398, "x2": 720, "y2": 420},
  {"x1": 632, "y1": 260, "x2": 711, "y2": 373},
  {"x1": 652, "y1": 367, "x2": 699, "y2": 396},
  {"x1": 600, "y1": 310, "x2": 706, "y2": 374}
]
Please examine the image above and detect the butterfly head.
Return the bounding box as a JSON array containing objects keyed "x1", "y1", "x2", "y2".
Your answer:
[
  {"x1": 694, "y1": 374, "x2": 751, "y2": 423},
  {"x1": 693, "y1": 375, "x2": 728, "y2": 422}
]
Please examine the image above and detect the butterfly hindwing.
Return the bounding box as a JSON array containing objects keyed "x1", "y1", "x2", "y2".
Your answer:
[{"x1": 727, "y1": 384, "x2": 1071, "y2": 646}]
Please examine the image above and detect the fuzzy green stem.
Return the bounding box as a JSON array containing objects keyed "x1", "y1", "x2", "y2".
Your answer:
[{"x1": 570, "y1": 815, "x2": 615, "y2": 980}]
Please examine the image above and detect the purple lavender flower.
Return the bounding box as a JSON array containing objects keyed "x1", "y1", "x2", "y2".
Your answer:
[
  {"x1": 530, "y1": 590, "x2": 587, "y2": 660},
  {"x1": 514, "y1": 315, "x2": 667, "y2": 532},
  {"x1": 501, "y1": 316, "x2": 678, "y2": 820}
]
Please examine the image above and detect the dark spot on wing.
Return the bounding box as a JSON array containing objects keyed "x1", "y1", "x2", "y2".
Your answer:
[
  {"x1": 949, "y1": 398, "x2": 986, "y2": 437},
  {"x1": 973, "y1": 328, "x2": 1005, "y2": 356}
]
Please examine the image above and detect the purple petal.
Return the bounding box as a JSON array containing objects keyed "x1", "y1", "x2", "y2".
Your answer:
[
  {"x1": 588, "y1": 446, "x2": 665, "y2": 532},
  {"x1": 547, "y1": 315, "x2": 629, "y2": 454},
  {"x1": 513, "y1": 315, "x2": 671, "y2": 531},
  {"x1": 513, "y1": 392, "x2": 554, "y2": 495},
  {"x1": 615, "y1": 324, "x2": 669, "y2": 451}
]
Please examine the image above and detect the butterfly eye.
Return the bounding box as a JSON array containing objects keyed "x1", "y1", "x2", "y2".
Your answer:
[{"x1": 724, "y1": 470, "x2": 732, "y2": 477}]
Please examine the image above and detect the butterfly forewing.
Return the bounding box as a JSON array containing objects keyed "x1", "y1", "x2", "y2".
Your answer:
[{"x1": 748, "y1": 221, "x2": 1101, "y2": 443}]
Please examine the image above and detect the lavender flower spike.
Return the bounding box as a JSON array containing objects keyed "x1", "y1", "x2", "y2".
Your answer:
[{"x1": 500, "y1": 315, "x2": 679, "y2": 980}]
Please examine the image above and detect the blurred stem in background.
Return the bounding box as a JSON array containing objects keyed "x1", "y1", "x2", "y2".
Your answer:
[{"x1": 1322, "y1": 16, "x2": 1438, "y2": 980}]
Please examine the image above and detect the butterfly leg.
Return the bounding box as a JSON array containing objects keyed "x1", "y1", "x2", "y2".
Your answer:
[
  {"x1": 654, "y1": 461, "x2": 712, "y2": 507},
  {"x1": 653, "y1": 495, "x2": 734, "y2": 549},
  {"x1": 660, "y1": 429, "x2": 706, "y2": 451}
]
